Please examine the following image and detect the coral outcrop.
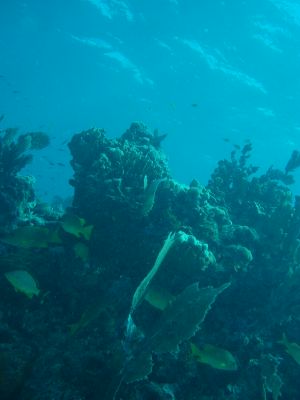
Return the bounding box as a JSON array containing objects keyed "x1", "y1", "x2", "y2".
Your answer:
[{"x1": 1, "y1": 123, "x2": 300, "y2": 399}]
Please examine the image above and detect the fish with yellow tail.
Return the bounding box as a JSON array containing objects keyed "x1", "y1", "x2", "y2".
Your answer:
[
  {"x1": 73, "y1": 242, "x2": 90, "y2": 263},
  {"x1": 61, "y1": 214, "x2": 93, "y2": 240},
  {"x1": 278, "y1": 333, "x2": 300, "y2": 365},
  {"x1": 4, "y1": 270, "x2": 40, "y2": 299},
  {"x1": 0, "y1": 226, "x2": 61, "y2": 248},
  {"x1": 144, "y1": 286, "x2": 175, "y2": 310},
  {"x1": 190, "y1": 342, "x2": 238, "y2": 371}
]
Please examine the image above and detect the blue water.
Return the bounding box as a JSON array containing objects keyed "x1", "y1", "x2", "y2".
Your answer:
[{"x1": 1, "y1": 0, "x2": 300, "y2": 199}]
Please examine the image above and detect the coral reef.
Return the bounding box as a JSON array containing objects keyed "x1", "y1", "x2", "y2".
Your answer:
[{"x1": 1, "y1": 123, "x2": 300, "y2": 399}]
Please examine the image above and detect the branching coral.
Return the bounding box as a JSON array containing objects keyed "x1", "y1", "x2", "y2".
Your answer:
[{"x1": 0, "y1": 128, "x2": 49, "y2": 233}]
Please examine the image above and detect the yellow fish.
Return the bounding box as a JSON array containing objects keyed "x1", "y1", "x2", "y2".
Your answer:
[
  {"x1": 0, "y1": 226, "x2": 61, "y2": 248},
  {"x1": 69, "y1": 303, "x2": 107, "y2": 335},
  {"x1": 278, "y1": 333, "x2": 300, "y2": 365},
  {"x1": 190, "y1": 342, "x2": 238, "y2": 371},
  {"x1": 4, "y1": 270, "x2": 40, "y2": 299},
  {"x1": 73, "y1": 242, "x2": 90, "y2": 263},
  {"x1": 61, "y1": 214, "x2": 93, "y2": 240},
  {"x1": 144, "y1": 286, "x2": 175, "y2": 310}
]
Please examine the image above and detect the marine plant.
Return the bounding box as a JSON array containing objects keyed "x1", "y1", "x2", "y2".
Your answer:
[
  {"x1": 105, "y1": 231, "x2": 230, "y2": 399},
  {"x1": 0, "y1": 128, "x2": 50, "y2": 233},
  {"x1": 0, "y1": 128, "x2": 32, "y2": 178}
]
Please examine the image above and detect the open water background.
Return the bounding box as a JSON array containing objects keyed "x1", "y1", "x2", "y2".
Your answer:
[{"x1": 1, "y1": 0, "x2": 300, "y2": 199}]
